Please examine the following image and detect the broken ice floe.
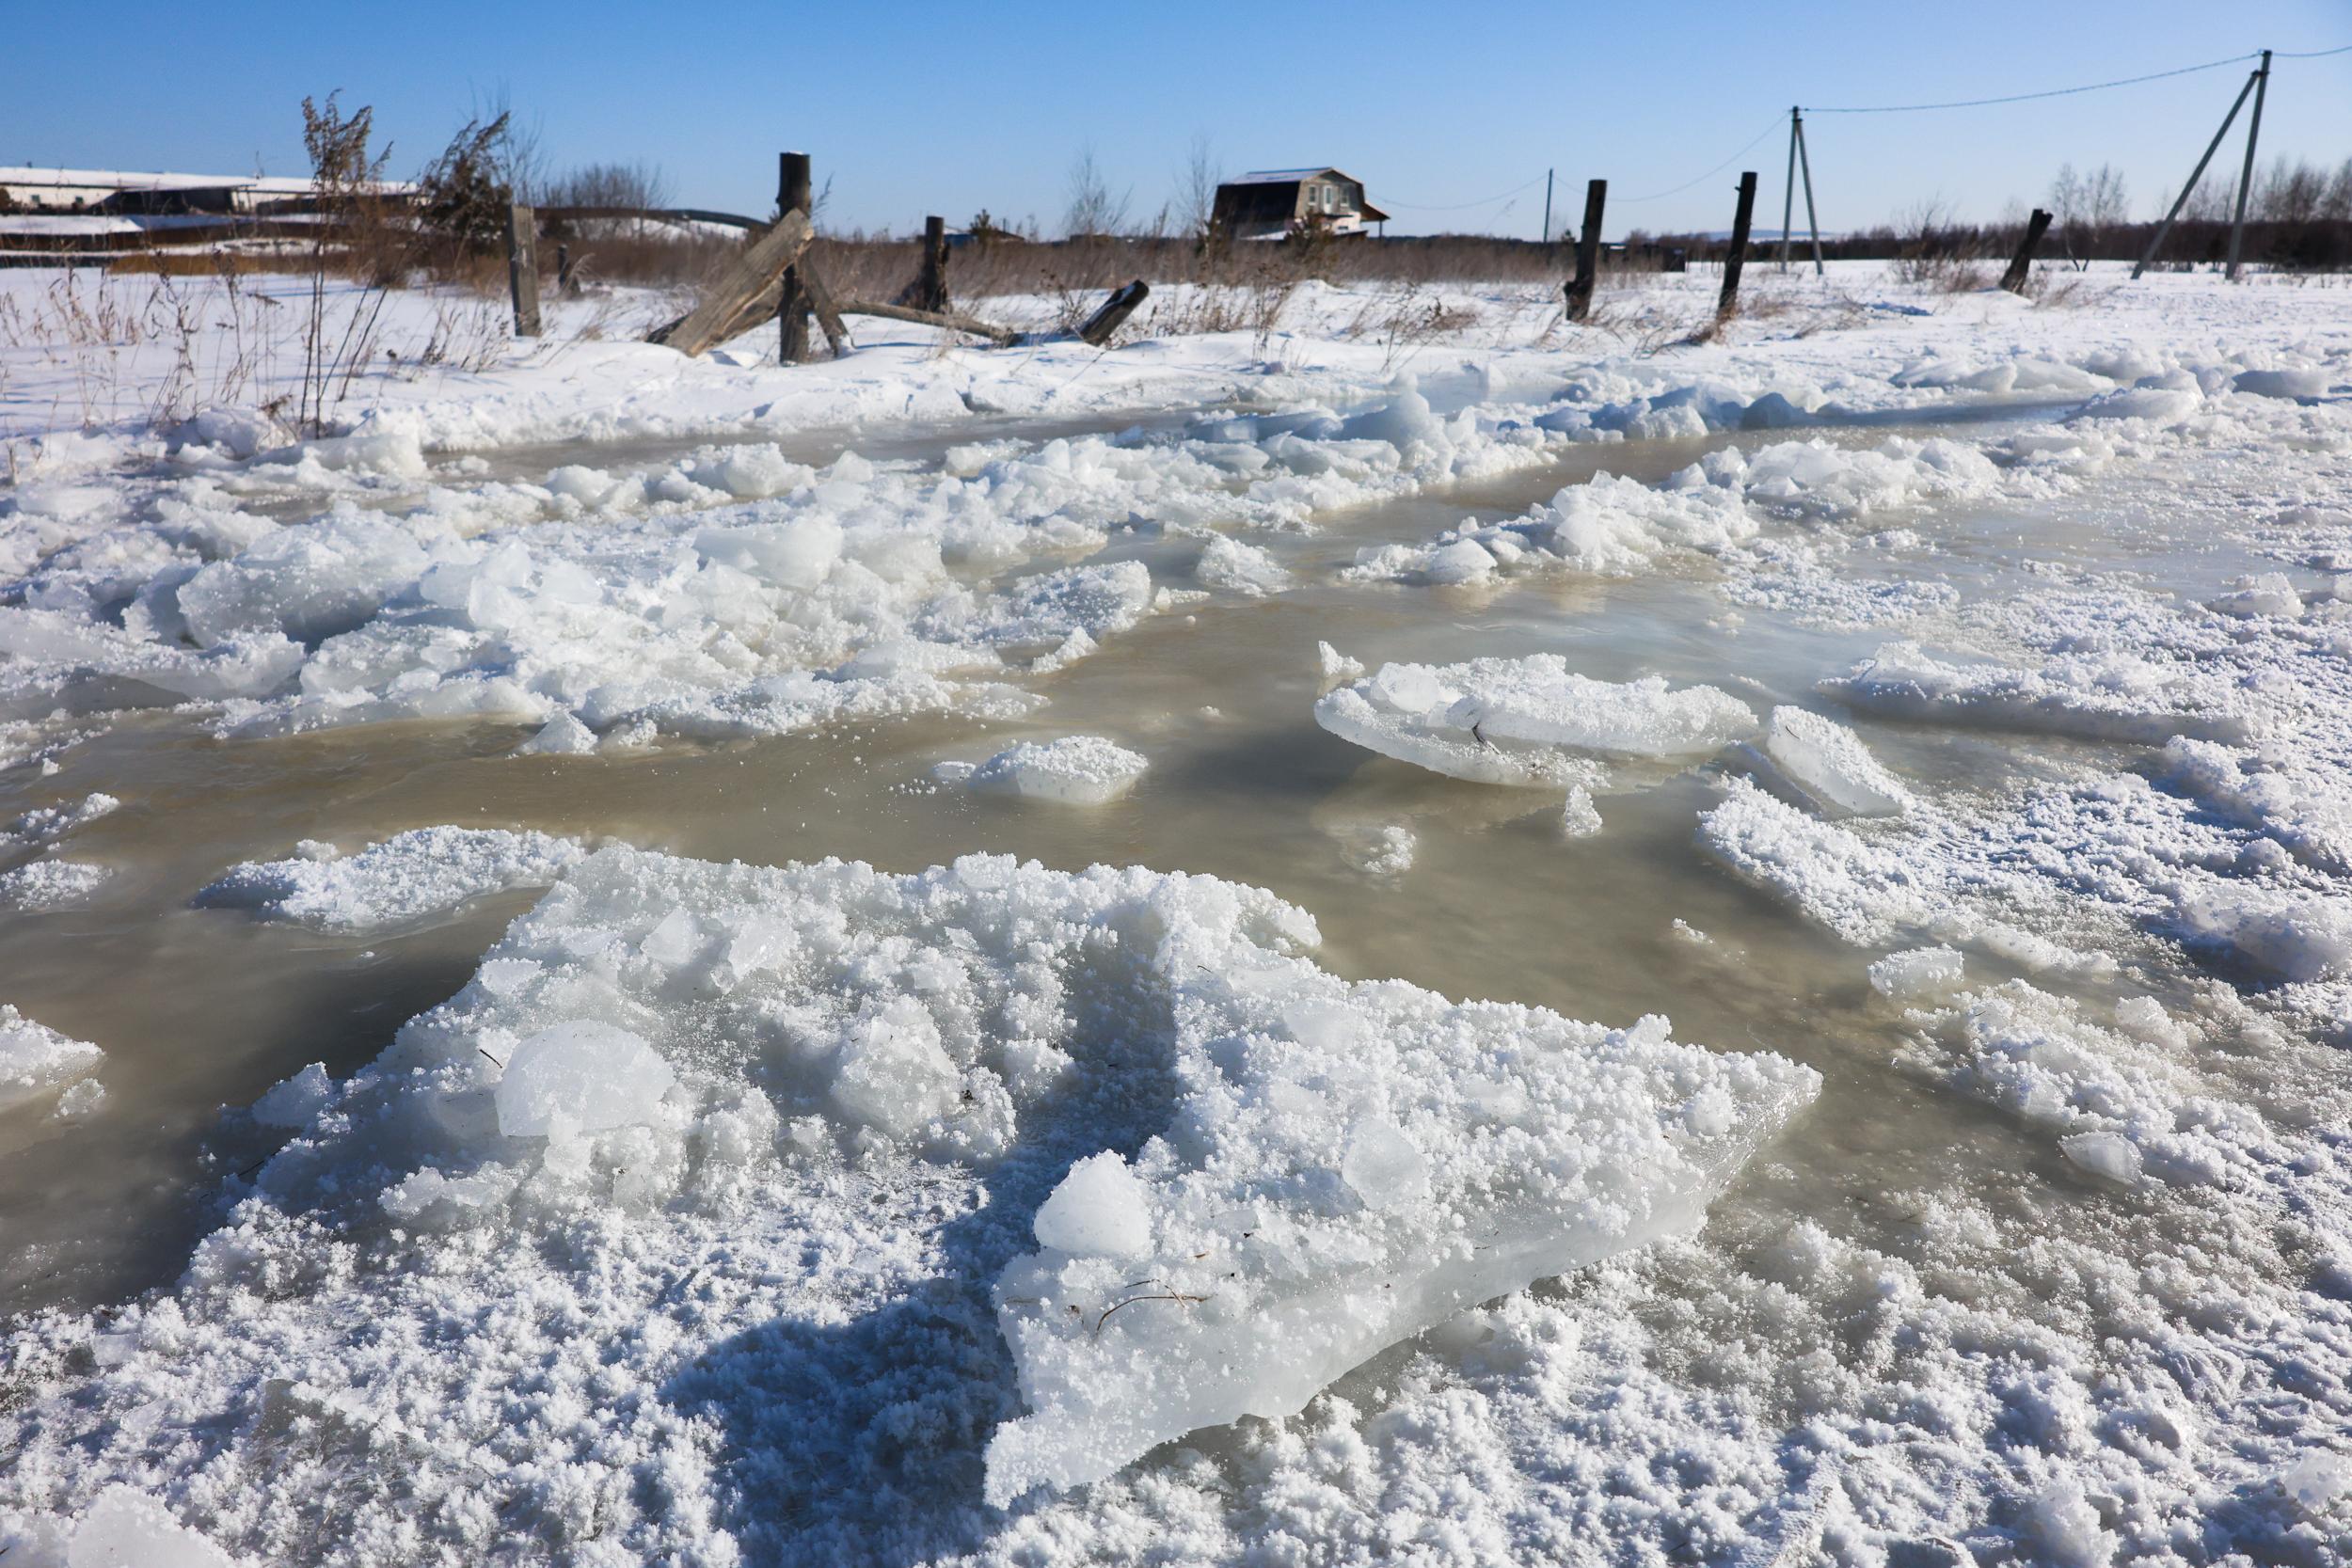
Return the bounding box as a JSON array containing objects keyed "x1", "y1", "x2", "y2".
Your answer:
[
  {"x1": 1314, "y1": 655, "x2": 1754, "y2": 787},
  {"x1": 195, "y1": 827, "x2": 586, "y2": 934}
]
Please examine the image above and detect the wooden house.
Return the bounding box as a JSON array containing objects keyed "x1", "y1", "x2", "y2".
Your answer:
[{"x1": 1212, "y1": 168, "x2": 1387, "y2": 241}]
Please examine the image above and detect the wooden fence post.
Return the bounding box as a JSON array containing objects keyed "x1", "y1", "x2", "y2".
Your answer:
[
  {"x1": 1078, "y1": 280, "x2": 1149, "y2": 346},
  {"x1": 555, "y1": 242, "x2": 575, "y2": 295},
  {"x1": 777, "y1": 151, "x2": 813, "y2": 362},
  {"x1": 1565, "y1": 179, "x2": 1607, "y2": 322},
  {"x1": 2000, "y1": 209, "x2": 2053, "y2": 294},
  {"x1": 1718, "y1": 171, "x2": 1757, "y2": 320},
  {"x1": 505, "y1": 203, "x2": 542, "y2": 338},
  {"x1": 917, "y1": 214, "x2": 949, "y2": 311}
]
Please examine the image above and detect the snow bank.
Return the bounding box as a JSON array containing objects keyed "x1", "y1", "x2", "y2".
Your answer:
[
  {"x1": 1315, "y1": 656, "x2": 1753, "y2": 786},
  {"x1": 194, "y1": 827, "x2": 585, "y2": 933},
  {"x1": 961, "y1": 736, "x2": 1149, "y2": 805},
  {"x1": 0, "y1": 1005, "x2": 103, "y2": 1112}
]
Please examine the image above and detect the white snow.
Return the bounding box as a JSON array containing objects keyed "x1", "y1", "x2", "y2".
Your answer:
[{"x1": 0, "y1": 859, "x2": 109, "y2": 911}]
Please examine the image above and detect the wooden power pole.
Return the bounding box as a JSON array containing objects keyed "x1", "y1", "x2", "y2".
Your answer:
[{"x1": 1719, "y1": 171, "x2": 1757, "y2": 319}]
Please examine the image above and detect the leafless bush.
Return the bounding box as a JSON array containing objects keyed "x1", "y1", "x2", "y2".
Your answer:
[
  {"x1": 1062, "y1": 146, "x2": 1132, "y2": 240},
  {"x1": 1889, "y1": 198, "x2": 1992, "y2": 292}
]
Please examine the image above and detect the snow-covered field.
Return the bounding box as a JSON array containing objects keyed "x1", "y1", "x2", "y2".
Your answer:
[{"x1": 2, "y1": 259, "x2": 2350, "y2": 1566}]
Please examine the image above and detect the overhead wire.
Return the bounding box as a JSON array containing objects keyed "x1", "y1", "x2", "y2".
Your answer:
[
  {"x1": 1615, "y1": 115, "x2": 1791, "y2": 202},
  {"x1": 1804, "y1": 51, "x2": 2258, "y2": 113}
]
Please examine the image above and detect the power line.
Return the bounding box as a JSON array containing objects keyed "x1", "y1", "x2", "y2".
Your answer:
[
  {"x1": 1377, "y1": 172, "x2": 1549, "y2": 212},
  {"x1": 1616, "y1": 115, "x2": 1789, "y2": 203},
  {"x1": 2272, "y1": 42, "x2": 2352, "y2": 58},
  {"x1": 1806, "y1": 50, "x2": 2258, "y2": 114}
]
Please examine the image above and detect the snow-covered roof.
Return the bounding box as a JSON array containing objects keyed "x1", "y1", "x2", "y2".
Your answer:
[
  {"x1": 1229, "y1": 167, "x2": 1346, "y2": 185},
  {"x1": 0, "y1": 166, "x2": 415, "y2": 196}
]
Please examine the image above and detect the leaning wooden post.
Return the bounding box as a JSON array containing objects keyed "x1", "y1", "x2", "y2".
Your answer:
[
  {"x1": 2000, "y1": 209, "x2": 2053, "y2": 293},
  {"x1": 2132, "y1": 67, "x2": 2261, "y2": 279},
  {"x1": 917, "y1": 214, "x2": 949, "y2": 311},
  {"x1": 505, "y1": 202, "x2": 541, "y2": 337},
  {"x1": 555, "y1": 242, "x2": 575, "y2": 295},
  {"x1": 1718, "y1": 171, "x2": 1757, "y2": 320},
  {"x1": 1565, "y1": 179, "x2": 1606, "y2": 322},
  {"x1": 777, "y1": 151, "x2": 813, "y2": 362},
  {"x1": 1779, "y1": 107, "x2": 1800, "y2": 270},
  {"x1": 1078, "y1": 279, "x2": 1149, "y2": 345}
]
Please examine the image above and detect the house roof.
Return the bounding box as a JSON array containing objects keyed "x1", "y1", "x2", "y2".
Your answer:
[
  {"x1": 0, "y1": 167, "x2": 416, "y2": 197},
  {"x1": 1215, "y1": 167, "x2": 1387, "y2": 224}
]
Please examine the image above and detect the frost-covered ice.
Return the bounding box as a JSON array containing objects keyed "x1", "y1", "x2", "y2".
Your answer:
[
  {"x1": 193, "y1": 827, "x2": 585, "y2": 933},
  {"x1": 1867, "y1": 945, "x2": 1963, "y2": 1000},
  {"x1": 961, "y1": 735, "x2": 1149, "y2": 805},
  {"x1": 0, "y1": 846, "x2": 1815, "y2": 1561},
  {"x1": 1315, "y1": 655, "x2": 1753, "y2": 786},
  {"x1": 1750, "y1": 705, "x2": 1912, "y2": 817},
  {"x1": 0, "y1": 1005, "x2": 103, "y2": 1112},
  {"x1": 1825, "y1": 641, "x2": 2247, "y2": 745}
]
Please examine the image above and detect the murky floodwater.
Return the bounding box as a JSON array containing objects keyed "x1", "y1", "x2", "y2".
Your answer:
[{"x1": 0, "y1": 402, "x2": 2299, "y2": 1319}]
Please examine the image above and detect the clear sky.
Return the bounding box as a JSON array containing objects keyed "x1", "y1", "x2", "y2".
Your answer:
[{"x1": 7, "y1": 1, "x2": 2347, "y2": 239}]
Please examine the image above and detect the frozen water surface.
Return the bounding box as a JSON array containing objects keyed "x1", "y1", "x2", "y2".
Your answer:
[{"x1": 4, "y1": 277, "x2": 2352, "y2": 1564}]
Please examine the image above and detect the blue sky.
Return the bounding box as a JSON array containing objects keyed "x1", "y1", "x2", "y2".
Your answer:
[{"x1": 7, "y1": 1, "x2": 2347, "y2": 239}]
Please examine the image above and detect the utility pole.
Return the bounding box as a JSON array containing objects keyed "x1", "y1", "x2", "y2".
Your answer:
[
  {"x1": 1779, "y1": 106, "x2": 1800, "y2": 270},
  {"x1": 2225, "y1": 49, "x2": 2272, "y2": 280},
  {"x1": 1720, "y1": 171, "x2": 1757, "y2": 319},
  {"x1": 2133, "y1": 65, "x2": 2263, "y2": 278},
  {"x1": 1542, "y1": 168, "x2": 1554, "y2": 246}
]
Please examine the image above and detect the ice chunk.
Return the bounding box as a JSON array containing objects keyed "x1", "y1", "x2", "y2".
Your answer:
[
  {"x1": 494, "y1": 1020, "x2": 675, "y2": 1137},
  {"x1": 1316, "y1": 641, "x2": 1365, "y2": 680},
  {"x1": 965, "y1": 736, "x2": 1148, "y2": 805},
  {"x1": 2281, "y1": 1451, "x2": 2352, "y2": 1515},
  {"x1": 1340, "y1": 1118, "x2": 1431, "y2": 1211},
  {"x1": 1562, "y1": 784, "x2": 1603, "y2": 837},
  {"x1": 1757, "y1": 706, "x2": 1912, "y2": 817},
  {"x1": 1867, "y1": 946, "x2": 1963, "y2": 999},
  {"x1": 2059, "y1": 1130, "x2": 2143, "y2": 1184},
  {"x1": 829, "y1": 999, "x2": 961, "y2": 1139},
  {"x1": 67, "y1": 1487, "x2": 239, "y2": 1568},
  {"x1": 1032, "y1": 1151, "x2": 1154, "y2": 1259},
  {"x1": 1825, "y1": 643, "x2": 2244, "y2": 745},
  {"x1": 2209, "y1": 573, "x2": 2303, "y2": 620},
  {"x1": 514, "y1": 713, "x2": 599, "y2": 755},
  {"x1": 1700, "y1": 778, "x2": 1950, "y2": 944},
  {"x1": 2023, "y1": 1478, "x2": 2118, "y2": 1568},
  {"x1": 252, "y1": 1063, "x2": 336, "y2": 1128},
  {"x1": 0, "y1": 1004, "x2": 104, "y2": 1112},
  {"x1": 1315, "y1": 655, "x2": 1752, "y2": 787},
  {"x1": 0, "y1": 858, "x2": 109, "y2": 911},
  {"x1": 1335, "y1": 822, "x2": 1417, "y2": 876},
  {"x1": 196, "y1": 827, "x2": 585, "y2": 933},
  {"x1": 1193, "y1": 534, "x2": 1292, "y2": 597},
  {"x1": 2176, "y1": 884, "x2": 2352, "y2": 982}
]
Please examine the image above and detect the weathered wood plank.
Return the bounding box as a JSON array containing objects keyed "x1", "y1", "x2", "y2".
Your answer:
[
  {"x1": 837, "y1": 297, "x2": 1019, "y2": 346},
  {"x1": 645, "y1": 209, "x2": 813, "y2": 357},
  {"x1": 506, "y1": 203, "x2": 541, "y2": 338}
]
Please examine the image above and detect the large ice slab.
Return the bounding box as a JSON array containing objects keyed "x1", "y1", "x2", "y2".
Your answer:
[
  {"x1": 1314, "y1": 655, "x2": 1755, "y2": 786},
  {"x1": 983, "y1": 948, "x2": 1818, "y2": 1504}
]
